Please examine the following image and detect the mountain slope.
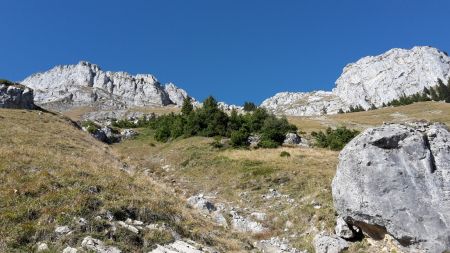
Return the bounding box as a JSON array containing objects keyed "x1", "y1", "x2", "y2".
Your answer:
[
  {"x1": 22, "y1": 61, "x2": 191, "y2": 111},
  {"x1": 0, "y1": 109, "x2": 248, "y2": 252},
  {"x1": 262, "y1": 46, "x2": 450, "y2": 116}
]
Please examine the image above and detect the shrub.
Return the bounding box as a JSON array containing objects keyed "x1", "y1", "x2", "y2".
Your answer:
[
  {"x1": 311, "y1": 126, "x2": 359, "y2": 150},
  {"x1": 81, "y1": 120, "x2": 100, "y2": 134},
  {"x1": 243, "y1": 101, "x2": 257, "y2": 112},
  {"x1": 230, "y1": 129, "x2": 249, "y2": 147},
  {"x1": 280, "y1": 151, "x2": 291, "y2": 157},
  {"x1": 258, "y1": 139, "x2": 279, "y2": 148},
  {"x1": 149, "y1": 96, "x2": 297, "y2": 148}
]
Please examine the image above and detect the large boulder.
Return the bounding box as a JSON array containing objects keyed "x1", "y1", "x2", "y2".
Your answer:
[
  {"x1": 332, "y1": 122, "x2": 450, "y2": 252},
  {"x1": 0, "y1": 81, "x2": 35, "y2": 109}
]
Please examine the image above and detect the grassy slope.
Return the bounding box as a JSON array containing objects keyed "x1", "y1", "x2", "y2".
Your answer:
[
  {"x1": 114, "y1": 101, "x2": 450, "y2": 252},
  {"x1": 0, "y1": 109, "x2": 248, "y2": 252},
  {"x1": 288, "y1": 101, "x2": 450, "y2": 132},
  {"x1": 114, "y1": 129, "x2": 339, "y2": 252}
]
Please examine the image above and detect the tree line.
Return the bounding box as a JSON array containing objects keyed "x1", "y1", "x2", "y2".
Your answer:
[{"x1": 149, "y1": 96, "x2": 297, "y2": 148}]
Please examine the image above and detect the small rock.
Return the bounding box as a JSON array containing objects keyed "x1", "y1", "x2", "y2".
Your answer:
[
  {"x1": 334, "y1": 217, "x2": 354, "y2": 239},
  {"x1": 230, "y1": 211, "x2": 266, "y2": 234},
  {"x1": 120, "y1": 129, "x2": 137, "y2": 139},
  {"x1": 283, "y1": 132, "x2": 301, "y2": 145},
  {"x1": 55, "y1": 225, "x2": 71, "y2": 235},
  {"x1": 117, "y1": 221, "x2": 139, "y2": 234},
  {"x1": 36, "y1": 242, "x2": 49, "y2": 252},
  {"x1": 250, "y1": 212, "x2": 267, "y2": 221},
  {"x1": 187, "y1": 194, "x2": 216, "y2": 213},
  {"x1": 313, "y1": 234, "x2": 349, "y2": 253},
  {"x1": 62, "y1": 246, "x2": 78, "y2": 253},
  {"x1": 81, "y1": 236, "x2": 122, "y2": 253}
]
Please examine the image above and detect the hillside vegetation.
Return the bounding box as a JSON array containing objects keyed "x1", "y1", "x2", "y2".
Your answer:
[{"x1": 0, "y1": 109, "x2": 249, "y2": 252}]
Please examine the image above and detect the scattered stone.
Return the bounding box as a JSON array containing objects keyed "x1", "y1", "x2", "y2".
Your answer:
[
  {"x1": 332, "y1": 122, "x2": 450, "y2": 252},
  {"x1": 256, "y1": 237, "x2": 304, "y2": 253},
  {"x1": 62, "y1": 246, "x2": 78, "y2": 253},
  {"x1": 117, "y1": 221, "x2": 139, "y2": 234},
  {"x1": 120, "y1": 129, "x2": 137, "y2": 139},
  {"x1": 187, "y1": 194, "x2": 217, "y2": 213},
  {"x1": 230, "y1": 210, "x2": 266, "y2": 234},
  {"x1": 250, "y1": 212, "x2": 267, "y2": 221},
  {"x1": 36, "y1": 242, "x2": 49, "y2": 252},
  {"x1": 81, "y1": 236, "x2": 122, "y2": 253},
  {"x1": 55, "y1": 225, "x2": 71, "y2": 235},
  {"x1": 313, "y1": 234, "x2": 349, "y2": 253},
  {"x1": 151, "y1": 239, "x2": 214, "y2": 253}
]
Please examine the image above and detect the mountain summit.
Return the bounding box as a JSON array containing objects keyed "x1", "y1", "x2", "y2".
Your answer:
[
  {"x1": 22, "y1": 61, "x2": 191, "y2": 111},
  {"x1": 261, "y1": 46, "x2": 450, "y2": 116}
]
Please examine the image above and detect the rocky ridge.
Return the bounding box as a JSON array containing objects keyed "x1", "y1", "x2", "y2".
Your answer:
[
  {"x1": 261, "y1": 46, "x2": 450, "y2": 116},
  {"x1": 22, "y1": 61, "x2": 192, "y2": 111},
  {"x1": 0, "y1": 80, "x2": 35, "y2": 109}
]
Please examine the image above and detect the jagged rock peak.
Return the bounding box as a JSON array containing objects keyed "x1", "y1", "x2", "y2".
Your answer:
[
  {"x1": 22, "y1": 61, "x2": 191, "y2": 111},
  {"x1": 261, "y1": 46, "x2": 450, "y2": 116},
  {"x1": 334, "y1": 46, "x2": 450, "y2": 109}
]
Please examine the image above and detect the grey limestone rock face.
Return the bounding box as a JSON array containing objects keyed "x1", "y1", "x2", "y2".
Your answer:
[
  {"x1": 332, "y1": 122, "x2": 450, "y2": 252},
  {"x1": 261, "y1": 46, "x2": 450, "y2": 116},
  {"x1": 22, "y1": 61, "x2": 191, "y2": 110},
  {"x1": 0, "y1": 82, "x2": 35, "y2": 109}
]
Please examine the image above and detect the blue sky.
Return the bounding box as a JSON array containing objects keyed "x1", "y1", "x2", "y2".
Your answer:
[{"x1": 1, "y1": 0, "x2": 450, "y2": 105}]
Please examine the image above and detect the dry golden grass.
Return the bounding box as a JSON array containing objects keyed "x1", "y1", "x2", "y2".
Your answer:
[
  {"x1": 63, "y1": 105, "x2": 180, "y2": 121},
  {"x1": 114, "y1": 133, "x2": 339, "y2": 251},
  {"x1": 0, "y1": 109, "x2": 248, "y2": 252},
  {"x1": 288, "y1": 101, "x2": 450, "y2": 132}
]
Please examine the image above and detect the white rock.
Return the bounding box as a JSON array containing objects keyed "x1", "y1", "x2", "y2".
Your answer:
[
  {"x1": 21, "y1": 61, "x2": 190, "y2": 110},
  {"x1": 262, "y1": 46, "x2": 450, "y2": 116},
  {"x1": 55, "y1": 225, "x2": 71, "y2": 235},
  {"x1": 230, "y1": 211, "x2": 266, "y2": 234},
  {"x1": 151, "y1": 240, "x2": 213, "y2": 253},
  {"x1": 36, "y1": 242, "x2": 49, "y2": 252},
  {"x1": 117, "y1": 221, "x2": 139, "y2": 234},
  {"x1": 62, "y1": 246, "x2": 78, "y2": 253},
  {"x1": 313, "y1": 234, "x2": 349, "y2": 253},
  {"x1": 81, "y1": 236, "x2": 122, "y2": 253}
]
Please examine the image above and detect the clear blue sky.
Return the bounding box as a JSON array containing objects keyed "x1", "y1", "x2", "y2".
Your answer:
[{"x1": 1, "y1": 0, "x2": 449, "y2": 105}]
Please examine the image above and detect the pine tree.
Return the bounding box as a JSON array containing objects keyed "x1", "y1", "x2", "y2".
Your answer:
[
  {"x1": 430, "y1": 87, "x2": 439, "y2": 101},
  {"x1": 181, "y1": 97, "x2": 194, "y2": 115}
]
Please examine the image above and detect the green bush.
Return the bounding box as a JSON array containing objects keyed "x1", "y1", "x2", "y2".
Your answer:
[
  {"x1": 311, "y1": 127, "x2": 359, "y2": 150},
  {"x1": 81, "y1": 120, "x2": 100, "y2": 134},
  {"x1": 230, "y1": 129, "x2": 249, "y2": 147},
  {"x1": 280, "y1": 151, "x2": 291, "y2": 157},
  {"x1": 243, "y1": 101, "x2": 257, "y2": 112},
  {"x1": 258, "y1": 139, "x2": 279, "y2": 148},
  {"x1": 149, "y1": 96, "x2": 297, "y2": 148}
]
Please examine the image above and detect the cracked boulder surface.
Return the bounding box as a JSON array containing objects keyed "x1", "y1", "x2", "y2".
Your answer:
[{"x1": 332, "y1": 122, "x2": 450, "y2": 253}]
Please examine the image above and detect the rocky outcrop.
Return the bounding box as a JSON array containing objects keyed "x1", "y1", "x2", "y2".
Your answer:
[
  {"x1": 261, "y1": 91, "x2": 346, "y2": 116},
  {"x1": 262, "y1": 46, "x2": 450, "y2": 116},
  {"x1": 0, "y1": 81, "x2": 35, "y2": 109},
  {"x1": 22, "y1": 61, "x2": 191, "y2": 111},
  {"x1": 332, "y1": 122, "x2": 450, "y2": 252}
]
